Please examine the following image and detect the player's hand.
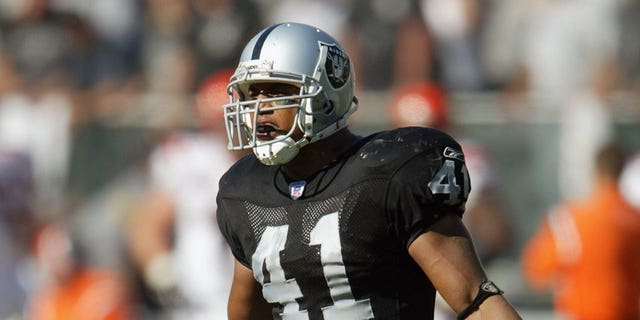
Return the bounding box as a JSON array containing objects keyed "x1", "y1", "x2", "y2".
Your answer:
[{"x1": 144, "y1": 252, "x2": 185, "y2": 307}]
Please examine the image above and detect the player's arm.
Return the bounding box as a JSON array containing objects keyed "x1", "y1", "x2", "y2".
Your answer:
[
  {"x1": 216, "y1": 194, "x2": 271, "y2": 319},
  {"x1": 408, "y1": 214, "x2": 521, "y2": 320},
  {"x1": 126, "y1": 188, "x2": 177, "y2": 293},
  {"x1": 228, "y1": 260, "x2": 272, "y2": 320}
]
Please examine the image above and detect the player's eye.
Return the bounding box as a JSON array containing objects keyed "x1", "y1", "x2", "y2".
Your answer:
[
  {"x1": 248, "y1": 84, "x2": 299, "y2": 98},
  {"x1": 247, "y1": 85, "x2": 259, "y2": 98}
]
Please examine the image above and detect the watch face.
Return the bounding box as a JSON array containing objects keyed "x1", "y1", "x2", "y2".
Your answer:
[{"x1": 481, "y1": 281, "x2": 501, "y2": 294}]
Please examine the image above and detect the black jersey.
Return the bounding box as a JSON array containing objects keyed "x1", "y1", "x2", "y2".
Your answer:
[{"x1": 217, "y1": 127, "x2": 470, "y2": 320}]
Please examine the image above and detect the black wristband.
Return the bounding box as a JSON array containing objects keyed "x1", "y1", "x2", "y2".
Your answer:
[{"x1": 456, "y1": 280, "x2": 504, "y2": 320}]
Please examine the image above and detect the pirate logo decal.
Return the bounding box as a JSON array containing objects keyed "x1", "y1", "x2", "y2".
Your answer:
[{"x1": 322, "y1": 43, "x2": 350, "y2": 88}]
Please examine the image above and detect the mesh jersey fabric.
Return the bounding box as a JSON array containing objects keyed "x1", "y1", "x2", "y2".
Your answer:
[{"x1": 217, "y1": 127, "x2": 470, "y2": 319}]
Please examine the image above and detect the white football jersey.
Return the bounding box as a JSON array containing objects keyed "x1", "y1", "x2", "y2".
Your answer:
[{"x1": 150, "y1": 132, "x2": 235, "y2": 319}]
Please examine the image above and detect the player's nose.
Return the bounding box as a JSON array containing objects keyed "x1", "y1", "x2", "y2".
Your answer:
[{"x1": 257, "y1": 97, "x2": 275, "y2": 115}]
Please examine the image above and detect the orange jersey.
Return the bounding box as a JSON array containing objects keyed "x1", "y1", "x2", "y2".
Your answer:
[
  {"x1": 521, "y1": 182, "x2": 640, "y2": 320},
  {"x1": 29, "y1": 269, "x2": 132, "y2": 320}
]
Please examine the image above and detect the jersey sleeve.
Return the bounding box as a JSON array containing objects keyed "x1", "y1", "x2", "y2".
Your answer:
[
  {"x1": 216, "y1": 194, "x2": 251, "y2": 267},
  {"x1": 386, "y1": 143, "x2": 470, "y2": 248}
]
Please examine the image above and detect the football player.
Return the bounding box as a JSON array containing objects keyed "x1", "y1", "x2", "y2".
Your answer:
[
  {"x1": 216, "y1": 22, "x2": 521, "y2": 320},
  {"x1": 127, "y1": 69, "x2": 240, "y2": 319}
]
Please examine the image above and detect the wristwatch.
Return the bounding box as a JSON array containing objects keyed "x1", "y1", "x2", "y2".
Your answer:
[{"x1": 456, "y1": 280, "x2": 504, "y2": 320}]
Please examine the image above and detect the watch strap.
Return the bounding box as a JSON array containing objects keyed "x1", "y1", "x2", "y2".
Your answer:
[{"x1": 456, "y1": 280, "x2": 504, "y2": 320}]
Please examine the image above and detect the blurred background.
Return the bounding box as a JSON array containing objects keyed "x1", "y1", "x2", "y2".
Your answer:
[{"x1": 0, "y1": 0, "x2": 639, "y2": 319}]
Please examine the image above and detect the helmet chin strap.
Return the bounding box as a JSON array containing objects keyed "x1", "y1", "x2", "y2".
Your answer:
[{"x1": 253, "y1": 136, "x2": 309, "y2": 165}]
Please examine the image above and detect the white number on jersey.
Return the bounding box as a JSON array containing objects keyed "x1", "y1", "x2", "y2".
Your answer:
[
  {"x1": 252, "y1": 212, "x2": 374, "y2": 319},
  {"x1": 428, "y1": 159, "x2": 470, "y2": 204}
]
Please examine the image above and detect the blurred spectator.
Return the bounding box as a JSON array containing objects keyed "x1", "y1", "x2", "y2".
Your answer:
[
  {"x1": 191, "y1": 0, "x2": 263, "y2": 81},
  {"x1": 558, "y1": 58, "x2": 618, "y2": 200},
  {"x1": 28, "y1": 221, "x2": 134, "y2": 320},
  {"x1": 55, "y1": 11, "x2": 140, "y2": 91},
  {"x1": 478, "y1": 0, "x2": 527, "y2": 90},
  {"x1": 519, "y1": 0, "x2": 621, "y2": 105},
  {"x1": 0, "y1": 151, "x2": 38, "y2": 319},
  {"x1": 0, "y1": 1, "x2": 65, "y2": 84},
  {"x1": 620, "y1": 151, "x2": 640, "y2": 211},
  {"x1": 0, "y1": 49, "x2": 20, "y2": 95},
  {"x1": 617, "y1": 0, "x2": 640, "y2": 94},
  {"x1": 0, "y1": 151, "x2": 36, "y2": 256},
  {"x1": 419, "y1": 0, "x2": 485, "y2": 91},
  {"x1": 511, "y1": 0, "x2": 623, "y2": 201},
  {"x1": 521, "y1": 142, "x2": 640, "y2": 320},
  {"x1": 258, "y1": 0, "x2": 352, "y2": 42},
  {"x1": 348, "y1": 0, "x2": 414, "y2": 90},
  {"x1": 141, "y1": 0, "x2": 194, "y2": 95},
  {"x1": 0, "y1": 223, "x2": 28, "y2": 319},
  {"x1": 75, "y1": 0, "x2": 141, "y2": 79},
  {"x1": 0, "y1": 40, "x2": 73, "y2": 217},
  {"x1": 459, "y1": 141, "x2": 514, "y2": 262},
  {"x1": 392, "y1": 10, "x2": 435, "y2": 87},
  {"x1": 388, "y1": 81, "x2": 447, "y2": 129},
  {"x1": 126, "y1": 69, "x2": 239, "y2": 319},
  {"x1": 136, "y1": 41, "x2": 194, "y2": 129}
]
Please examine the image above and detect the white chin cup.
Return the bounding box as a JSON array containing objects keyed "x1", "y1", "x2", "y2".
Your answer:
[{"x1": 253, "y1": 137, "x2": 300, "y2": 165}]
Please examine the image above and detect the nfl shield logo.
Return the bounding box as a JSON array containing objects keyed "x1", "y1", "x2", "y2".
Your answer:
[{"x1": 289, "y1": 181, "x2": 306, "y2": 200}]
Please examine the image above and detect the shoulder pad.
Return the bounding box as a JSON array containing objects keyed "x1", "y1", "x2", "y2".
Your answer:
[
  {"x1": 357, "y1": 127, "x2": 461, "y2": 170},
  {"x1": 219, "y1": 153, "x2": 266, "y2": 191}
]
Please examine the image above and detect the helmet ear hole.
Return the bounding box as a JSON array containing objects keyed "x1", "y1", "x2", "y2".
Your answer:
[
  {"x1": 321, "y1": 90, "x2": 339, "y2": 115},
  {"x1": 323, "y1": 101, "x2": 334, "y2": 115}
]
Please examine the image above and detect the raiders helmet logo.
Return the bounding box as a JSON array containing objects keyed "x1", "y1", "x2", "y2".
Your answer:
[{"x1": 323, "y1": 43, "x2": 350, "y2": 88}]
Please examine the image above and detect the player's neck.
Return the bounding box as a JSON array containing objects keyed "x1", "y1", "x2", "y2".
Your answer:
[{"x1": 281, "y1": 128, "x2": 359, "y2": 181}]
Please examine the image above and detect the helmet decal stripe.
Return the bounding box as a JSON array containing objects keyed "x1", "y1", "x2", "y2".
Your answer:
[{"x1": 251, "y1": 23, "x2": 282, "y2": 60}]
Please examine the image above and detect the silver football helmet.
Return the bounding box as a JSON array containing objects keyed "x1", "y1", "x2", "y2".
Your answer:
[{"x1": 222, "y1": 22, "x2": 357, "y2": 165}]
